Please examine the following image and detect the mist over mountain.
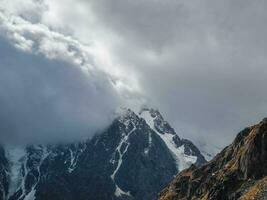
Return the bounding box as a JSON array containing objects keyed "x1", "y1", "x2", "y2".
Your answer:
[
  {"x1": 0, "y1": 20, "x2": 119, "y2": 145},
  {"x1": 0, "y1": 1, "x2": 267, "y2": 200},
  {"x1": 1, "y1": 0, "x2": 267, "y2": 148}
]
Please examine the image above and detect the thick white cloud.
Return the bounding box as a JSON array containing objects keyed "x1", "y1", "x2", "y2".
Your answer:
[
  {"x1": 0, "y1": 4, "x2": 123, "y2": 144},
  {"x1": 1, "y1": 0, "x2": 267, "y2": 150}
]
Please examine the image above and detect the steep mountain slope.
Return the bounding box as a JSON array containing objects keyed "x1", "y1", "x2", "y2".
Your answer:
[
  {"x1": 0, "y1": 147, "x2": 8, "y2": 200},
  {"x1": 139, "y1": 108, "x2": 206, "y2": 169},
  {"x1": 0, "y1": 108, "x2": 206, "y2": 200},
  {"x1": 158, "y1": 118, "x2": 267, "y2": 200}
]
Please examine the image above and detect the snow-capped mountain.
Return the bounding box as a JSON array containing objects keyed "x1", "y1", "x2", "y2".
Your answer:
[
  {"x1": 139, "y1": 108, "x2": 206, "y2": 169},
  {"x1": 0, "y1": 108, "x2": 206, "y2": 200}
]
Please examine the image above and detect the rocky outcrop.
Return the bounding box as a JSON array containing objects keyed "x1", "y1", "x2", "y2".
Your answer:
[{"x1": 158, "y1": 118, "x2": 267, "y2": 200}]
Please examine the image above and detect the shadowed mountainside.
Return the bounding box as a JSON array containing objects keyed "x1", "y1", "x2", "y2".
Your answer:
[{"x1": 0, "y1": 108, "x2": 206, "y2": 200}]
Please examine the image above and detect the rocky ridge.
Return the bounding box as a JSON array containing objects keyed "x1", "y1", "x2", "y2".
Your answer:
[{"x1": 158, "y1": 118, "x2": 267, "y2": 200}]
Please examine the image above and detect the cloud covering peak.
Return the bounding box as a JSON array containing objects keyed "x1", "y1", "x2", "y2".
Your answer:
[
  {"x1": 0, "y1": 3, "x2": 124, "y2": 144},
  {"x1": 1, "y1": 0, "x2": 267, "y2": 148}
]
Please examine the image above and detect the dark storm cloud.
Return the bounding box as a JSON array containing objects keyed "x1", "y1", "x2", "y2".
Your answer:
[{"x1": 0, "y1": 36, "x2": 118, "y2": 145}]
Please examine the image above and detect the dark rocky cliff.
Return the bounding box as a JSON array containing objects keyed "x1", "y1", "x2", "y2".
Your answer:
[{"x1": 0, "y1": 147, "x2": 8, "y2": 200}]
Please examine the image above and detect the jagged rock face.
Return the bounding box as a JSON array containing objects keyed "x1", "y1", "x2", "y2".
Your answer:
[
  {"x1": 0, "y1": 147, "x2": 8, "y2": 200},
  {"x1": 0, "y1": 108, "x2": 205, "y2": 200},
  {"x1": 139, "y1": 108, "x2": 206, "y2": 171},
  {"x1": 158, "y1": 118, "x2": 267, "y2": 200}
]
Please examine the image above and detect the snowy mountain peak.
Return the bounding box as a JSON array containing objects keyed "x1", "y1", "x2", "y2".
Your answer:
[
  {"x1": 118, "y1": 108, "x2": 139, "y2": 128},
  {"x1": 138, "y1": 108, "x2": 205, "y2": 171},
  {"x1": 139, "y1": 107, "x2": 178, "y2": 136}
]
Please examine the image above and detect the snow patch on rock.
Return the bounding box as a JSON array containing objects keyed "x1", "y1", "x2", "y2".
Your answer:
[
  {"x1": 5, "y1": 146, "x2": 26, "y2": 198},
  {"x1": 110, "y1": 123, "x2": 136, "y2": 197},
  {"x1": 140, "y1": 110, "x2": 197, "y2": 171}
]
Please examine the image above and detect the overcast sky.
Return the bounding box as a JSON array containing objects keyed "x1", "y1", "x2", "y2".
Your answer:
[{"x1": 0, "y1": 0, "x2": 267, "y2": 150}]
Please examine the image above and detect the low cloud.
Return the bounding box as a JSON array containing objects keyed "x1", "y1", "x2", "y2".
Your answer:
[
  {"x1": 0, "y1": 9, "x2": 120, "y2": 144},
  {"x1": 1, "y1": 0, "x2": 267, "y2": 148}
]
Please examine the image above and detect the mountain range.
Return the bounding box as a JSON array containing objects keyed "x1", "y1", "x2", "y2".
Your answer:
[{"x1": 0, "y1": 108, "x2": 206, "y2": 200}]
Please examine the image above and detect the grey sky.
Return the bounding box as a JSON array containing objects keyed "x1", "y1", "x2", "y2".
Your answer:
[{"x1": 0, "y1": 0, "x2": 267, "y2": 149}]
